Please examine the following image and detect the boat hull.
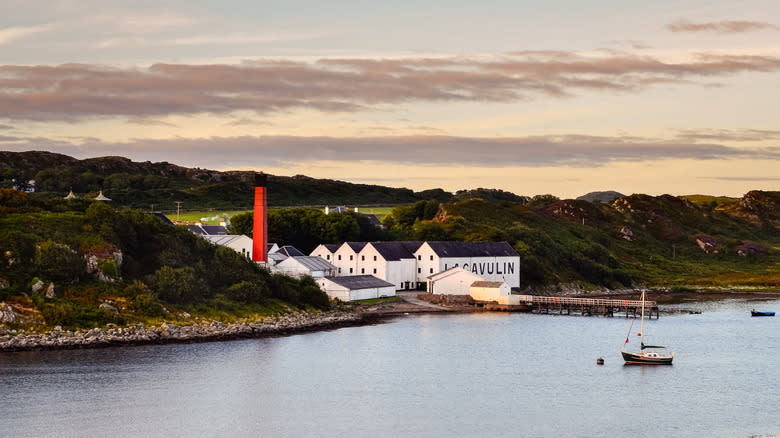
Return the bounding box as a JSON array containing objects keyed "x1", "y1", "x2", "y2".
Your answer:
[
  {"x1": 751, "y1": 311, "x2": 775, "y2": 317},
  {"x1": 621, "y1": 350, "x2": 674, "y2": 365}
]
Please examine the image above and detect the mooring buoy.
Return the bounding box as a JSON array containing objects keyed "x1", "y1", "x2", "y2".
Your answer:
[{"x1": 596, "y1": 357, "x2": 604, "y2": 365}]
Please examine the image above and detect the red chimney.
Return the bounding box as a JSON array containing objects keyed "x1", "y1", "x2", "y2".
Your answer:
[{"x1": 252, "y1": 173, "x2": 268, "y2": 262}]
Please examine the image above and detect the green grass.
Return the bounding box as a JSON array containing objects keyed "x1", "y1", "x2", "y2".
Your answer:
[
  {"x1": 354, "y1": 296, "x2": 402, "y2": 304},
  {"x1": 171, "y1": 206, "x2": 396, "y2": 224}
]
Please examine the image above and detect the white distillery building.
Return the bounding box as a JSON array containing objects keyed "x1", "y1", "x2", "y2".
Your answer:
[
  {"x1": 414, "y1": 241, "x2": 520, "y2": 288},
  {"x1": 310, "y1": 244, "x2": 340, "y2": 263},
  {"x1": 317, "y1": 275, "x2": 395, "y2": 301},
  {"x1": 426, "y1": 267, "x2": 484, "y2": 295},
  {"x1": 202, "y1": 235, "x2": 254, "y2": 260},
  {"x1": 331, "y1": 242, "x2": 368, "y2": 276},
  {"x1": 273, "y1": 256, "x2": 336, "y2": 279},
  {"x1": 469, "y1": 280, "x2": 513, "y2": 303},
  {"x1": 356, "y1": 242, "x2": 422, "y2": 290}
]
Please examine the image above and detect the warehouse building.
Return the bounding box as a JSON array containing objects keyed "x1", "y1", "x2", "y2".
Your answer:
[
  {"x1": 356, "y1": 241, "x2": 422, "y2": 290},
  {"x1": 317, "y1": 275, "x2": 396, "y2": 301},
  {"x1": 426, "y1": 267, "x2": 483, "y2": 295},
  {"x1": 414, "y1": 241, "x2": 520, "y2": 288}
]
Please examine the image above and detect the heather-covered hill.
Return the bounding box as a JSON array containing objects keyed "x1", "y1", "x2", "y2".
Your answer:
[{"x1": 0, "y1": 151, "x2": 452, "y2": 209}]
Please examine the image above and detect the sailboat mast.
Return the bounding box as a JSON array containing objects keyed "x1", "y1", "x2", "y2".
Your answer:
[{"x1": 640, "y1": 290, "x2": 646, "y2": 345}]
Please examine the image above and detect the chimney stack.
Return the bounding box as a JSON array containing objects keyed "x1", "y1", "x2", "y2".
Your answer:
[{"x1": 252, "y1": 173, "x2": 268, "y2": 263}]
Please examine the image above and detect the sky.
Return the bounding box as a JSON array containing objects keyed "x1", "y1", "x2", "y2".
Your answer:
[{"x1": 1, "y1": 0, "x2": 779, "y2": 199}]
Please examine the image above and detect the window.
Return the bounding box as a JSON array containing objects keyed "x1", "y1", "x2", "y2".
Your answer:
[
  {"x1": 338, "y1": 268, "x2": 342, "y2": 273},
  {"x1": 349, "y1": 268, "x2": 353, "y2": 273},
  {"x1": 361, "y1": 268, "x2": 365, "y2": 274},
  {"x1": 373, "y1": 268, "x2": 377, "y2": 274},
  {"x1": 430, "y1": 255, "x2": 433, "y2": 260},
  {"x1": 417, "y1": 255, "x2": 421, "y2": 260},
  {"x1": 361, "y1": 255, "x2": 365, "y2": 261},
  {"x1": 373, "y1": 256, "x2": 377, "y2": 261},
  {"x1": 429, "y1": 268, "x2": 434, "y2": 273},
  {"x1": 326, "y1": 254, "x2": 330, "y2": 260},
  {"x1": 338, "y1": 255, "x2": 342, "y2": 260},
  {"x1": 350, "y1": 255, "x2": 353, "y2": 260},
  {"x1": 418, "y1": 268, "x2": 421, "y2": 273}
]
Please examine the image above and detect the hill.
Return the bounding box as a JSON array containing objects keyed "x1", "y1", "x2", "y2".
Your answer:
[
  {"x1": 576, "y1": 190, "x2": 625, "y2": 203},
  {"x1": 0, "y1": 151, "x2": 453, "y2": 210}
]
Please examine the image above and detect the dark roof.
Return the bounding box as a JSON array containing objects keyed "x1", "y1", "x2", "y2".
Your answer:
[
  {"x1": 187, "y1": 224, "x2": 227, "y2": 236},
  {"x1": 361, "y1": 213, "x2": 383, "y2": 228},
  {"x1": 278, "y1": 245, "x2": 305, "y2": 257},
  {"x1": 283, "y1": 256, "x2": 335, "y2": 271},
  {"x1": 424, "y1": 241, "x2": 519, "y2": 257},
  {"x1": 369, "y1": 241, "x2": 423, "y2": 261},
  {"x1": 323, "y1": 275, "x2": 394, "y2": 289},
  {"x1": 344, "y1": 242, "x2": 368, "y2": 252},
  {"x1": 148, "y1": 212, "x2": 173, "y2": 225},
  {"x1": 322, "y1": 244, "x2": 341, "y2": 252}
]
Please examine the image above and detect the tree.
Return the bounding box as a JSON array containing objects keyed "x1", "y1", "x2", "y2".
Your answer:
[{"x1": 34, "y1": 240, "x2": 84, "y2": 284}]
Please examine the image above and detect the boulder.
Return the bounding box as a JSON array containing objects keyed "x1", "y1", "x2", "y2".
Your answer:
[
  {"x1": 0, "y1": 303, "x2": 17, "y2": 323},
  {"x1": 45, "y1": 283, "x2": 56, "y2": 298},
  {"x1": 99, "y1": 303, "x2": 118, "y2": 314},
  {"x1": 31, "y1": 280, "x2": 45, "y2": 294}
]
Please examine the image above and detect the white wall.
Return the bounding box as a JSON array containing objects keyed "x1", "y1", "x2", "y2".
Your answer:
[
  {"x1": 310, "y1": 245, "x2": 335, "y2": 262},
  {"x1": 428, "y1": 269, "x2": 483, "y2": 295},
  {"x1": 333, "y1": 243, "x2": 360, "y2": 276},
  {"x1": 358, "y1": 244, "x2": 417, "y2": 290},
  {"x1": 470, "y1": 283, "x2": 511, "y2": 301}
]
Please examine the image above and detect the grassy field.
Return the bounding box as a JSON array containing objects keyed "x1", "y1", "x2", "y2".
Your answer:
[{"x1": 169, "y1": 206, "x2": 397, "y2": 224}]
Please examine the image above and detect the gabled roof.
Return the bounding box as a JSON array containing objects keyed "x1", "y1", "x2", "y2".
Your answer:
[
  {"x1": 322, "y1": 275, "x2": 394, "y2": 289},
  {"x1": 471, "y1": 281, "x2": 506, "y2": 288},
  {"x1": 361, "y1": 213, "x2": 383, "y2": 228},
  {"x1": 148, "y1": 212, "x2": 173, "y2": 225},
  {"x1": 94, "y1": 190, "x2": 111, "y2": 201},
  {"x1": 313, "y1": 243, "x2": 340, "y2": 254},
  {"x1": 341, "y1": 242, "x2": 368, "y2": 253},
  {"x1": 281, "y1": 256, "x2": 336, "y2": 271},
  {"x1": 369, "y1": 241, "x2": 423, "y2": 261},
  {"x1": 427, "y1": 266, "x2": 483, "y2": 281},
  {"x1": 277, "y1": 245, "x2": 305, "y2": 257},
  {"x1": 423, "y1": 241, "x2": 519, "y2": 257}
]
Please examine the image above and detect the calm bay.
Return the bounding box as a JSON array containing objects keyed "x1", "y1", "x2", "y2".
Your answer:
[{"x1": 1, "y1": 297, "x2": 778, "y2": 437}]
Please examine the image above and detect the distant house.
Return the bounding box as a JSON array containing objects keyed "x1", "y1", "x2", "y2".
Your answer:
[
  {"x1": 273, "y1": 256, "x2": 337, "y2": 279},
  {"x1": 316, "y1": 275, "x2": 395, "y2": 301},
  {"x1": 94, "y1": 190, "x2": 111, "y2": 201},
  {"x1": 203, "y1": 234, "x2": 254, "y2": 260},
  {"x1": 64, "y1": 189, "x2": 77, "y2": 200},
  {"x1": 426, "y1": 267, "x2": 483, "y2": 295}
]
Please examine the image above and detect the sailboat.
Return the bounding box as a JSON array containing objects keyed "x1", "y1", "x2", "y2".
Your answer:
[{"x1": 621, "y1": 291, "x2": 674, "y2": 365}]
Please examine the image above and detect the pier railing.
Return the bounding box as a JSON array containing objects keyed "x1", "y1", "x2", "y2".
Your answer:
[
  {"x1": 505, "y1": 295, "x2": 660, "y2": 318},
  {"x1": 519, "y1": 296, "x2": 654, "y2": 308}
]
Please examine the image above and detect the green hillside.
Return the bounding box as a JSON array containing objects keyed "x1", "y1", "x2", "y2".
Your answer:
[{"x1": 0, "y1": 151, "x2": 452, "y2": 210}]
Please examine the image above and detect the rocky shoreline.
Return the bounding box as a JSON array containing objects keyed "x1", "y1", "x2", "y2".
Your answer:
[{"x1": 0, "y1": 310, "x2": 387, "y2": 353}]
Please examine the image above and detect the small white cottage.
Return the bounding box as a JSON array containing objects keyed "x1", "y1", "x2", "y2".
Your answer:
[
  {"x1": 469, "y1": 280, "x2": 512, "y2": 303},
  {"x1": 426, "y1": 267, "x2": 484, "y2": 295},
  {"x1": 317, "y1": 275, "x2": 395, "y2": 301}
]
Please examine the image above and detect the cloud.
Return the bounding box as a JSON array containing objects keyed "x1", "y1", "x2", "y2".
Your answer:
[
  {"x1": 2, "y1": 51, "x2": 780, "y2": 122},
  {"x1": 675, "y1": 129, "x2": 780, "y2": 142},
  {"x1": 125, "y1": 117, "x2": 178, "y2": 127},
  {"x1": 2, "y1": 133, "x2": 777, "y2": 169},
  {"x1": 0, "y1": 124, "x2": 12, "y2": 130},
  {"x1": 700, "y1": 176, "x2": 780, "y2": 181},
  {"x1": 0, "y1": 25, "x2": 51, "y2": 45},
  {"x1": 224, "y1": 117, "x2": 270, "y2": 127},
  {"x1": 667, "y1": 19, "x2": 779, "y2": 33}
]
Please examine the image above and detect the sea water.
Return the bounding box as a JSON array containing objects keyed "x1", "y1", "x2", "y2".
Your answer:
[{"x1": 1, "y1": 298, "x2": 778, "y2": 437}]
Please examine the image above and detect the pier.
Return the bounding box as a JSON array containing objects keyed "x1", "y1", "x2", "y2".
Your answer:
[{"x1": 483, "y1": 295, "x2": 660, "y2": 318}]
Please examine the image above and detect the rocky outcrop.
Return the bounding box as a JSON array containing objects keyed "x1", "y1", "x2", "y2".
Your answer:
[
  {"x1": 736, "y1": 241, "x2": 768, "y2": 257},
  {"x1": 0, "y1": 311, "x2": 376, "y2": 352},
  {"x1": 0, "y1": 303, "x2": 17, "y2": 323},
  {"x1": 695, "y1": 234, "x2": 721, "y2": 254}
]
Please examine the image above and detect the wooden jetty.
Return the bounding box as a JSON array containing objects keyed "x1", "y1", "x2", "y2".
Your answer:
[{"x1": 482, "y1": 296, "x2": 660, "y2": 318}]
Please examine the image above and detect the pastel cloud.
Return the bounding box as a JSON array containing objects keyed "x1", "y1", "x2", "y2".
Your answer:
[
  {"x1": 2, "y1": 51, "x2": 780, "y2": 122},
  {"x1": 2, "y1": 134, "x2": 777, "y2": 169},
  {"x1": 667, "y1": 19, "x2": 779, "y2": 33},
  {"x1": 0, "y1": 25, "x2": 51, "y2": 45}
]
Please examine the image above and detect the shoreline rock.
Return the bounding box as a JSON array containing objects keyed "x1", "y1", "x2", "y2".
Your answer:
[{"x1": 0, "y1": 311, "x2": 389, "y2": 353}]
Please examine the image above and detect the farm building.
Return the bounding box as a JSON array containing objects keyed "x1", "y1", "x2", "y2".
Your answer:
[
  {"x1": 357, "y1": 242, "x2": 422, "y2": 290},
  {"x1": 273, "y1": 256, "x2": 336, "y2": 279},
  {"x1": 426, "y1": 267, "x2": 483, "y2": 295},
  {"x1": 317, "y1": 275, "x2": 396, "y2": 301},
  {"x1": 414, "y1": 241, "x2": 520, "y2": 288}
]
